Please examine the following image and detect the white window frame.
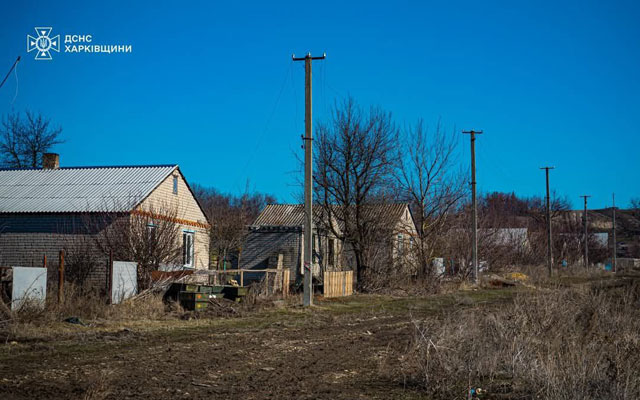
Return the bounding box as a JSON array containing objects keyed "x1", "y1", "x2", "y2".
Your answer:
[
  {"x1": 172, "y1": 175, "x2": 178, "y2": 195},
  {"x1": 182, "y1": 231, "x2": 194, "y2": 267},
  {"x1": 146, "y1": 223, "x2": 157, "y2": 241}
]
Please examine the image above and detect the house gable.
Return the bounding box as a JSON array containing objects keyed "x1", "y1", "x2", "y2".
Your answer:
[
  {"x1": 394, "y1": 205, "x2": 418, "y2": 237},
  {"x1": 137, "y1": 167, "x2": 209, "y2": 228}
]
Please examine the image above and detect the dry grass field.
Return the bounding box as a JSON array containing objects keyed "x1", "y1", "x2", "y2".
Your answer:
[{"x1": 1, "y1": 271, "x2": 638, "y2": 399}]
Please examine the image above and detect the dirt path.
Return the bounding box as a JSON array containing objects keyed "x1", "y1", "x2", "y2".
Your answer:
[{"x1": 0, "y1": 290, "x2": 518, "y2": 400}]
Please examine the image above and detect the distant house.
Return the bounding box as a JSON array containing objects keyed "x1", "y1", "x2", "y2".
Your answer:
[
  {"x1": 481, "y1": 228, "x2": 529, "y2": 249},
  {"x1": 0, "y1": 153, "x2": 210, "y2": 286},
  {"x1": 240, "y1": 204, "x2": 341, "y2": 280},
  {"x1": 240, "y1": 203, "x2": 418, "y2": 283},
  {"x1": 336, "y1": 203, "x2": 419, "y2": 271}
]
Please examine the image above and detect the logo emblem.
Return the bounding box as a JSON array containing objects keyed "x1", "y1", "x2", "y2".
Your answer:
[{"x1": 27, "y1": 27, "x2": 60, "y2": 60}]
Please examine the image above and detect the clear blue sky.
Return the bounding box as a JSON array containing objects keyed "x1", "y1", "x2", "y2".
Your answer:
[{"x1": 2, "y1": 0, "x2": 639, "y2": 209}]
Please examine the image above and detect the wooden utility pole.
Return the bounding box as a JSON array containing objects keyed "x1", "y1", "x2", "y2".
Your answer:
[
  {"x1": 58, "y1": 250, "x2": 65, "y2": 304},
  {"x1": 293, "y1": 52, "x2": 325, "y2": 307},
  {"x1": 612, "y1": 193, "x2": 617, "y2": 273},
  {"x1": 540, "y1": 166, "x2": 555, "y2": 277},
  {"x1": 580, "y1": 195, "x2": 591, "y2": 268},
  {"x1": 108, "y1": 250, "x2": 113, "y2": 304},
  {"x1": 463, "y1": 130, "x2": 482, "y2": 283}
]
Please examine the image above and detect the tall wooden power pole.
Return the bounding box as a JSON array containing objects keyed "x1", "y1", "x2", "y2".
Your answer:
[
  {"x1": 540, "y1": 166, "x2": 555, "y2": 277},
  {"x1": 463, "y1": 130, "x2": 482, "y2": 283},
  {"x1": 612, "y1": 193, "x2": 617, "y2": 273},
  {"x1": 580, "y1": 195, "x2": 591, "y2": 268},
  {"x1": 293, "y1": 52, "x2": 325, "y2": 307}
]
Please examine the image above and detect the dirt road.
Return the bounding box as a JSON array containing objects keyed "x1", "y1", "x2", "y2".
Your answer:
[{"x1": 0, "y1": 290, "x2": 516, "y2": 400}]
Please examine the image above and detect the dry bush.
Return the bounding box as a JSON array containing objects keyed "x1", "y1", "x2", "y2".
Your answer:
[
  {"x1": 394, "y1": 283, "x2": 640, "y2": 399},
  {"x1": 0, "y1": 283, "x2": 169, "y2": 341}
]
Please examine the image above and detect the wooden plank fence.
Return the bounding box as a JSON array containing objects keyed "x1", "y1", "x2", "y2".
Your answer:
[
  {"x1": 214, "y1": 269, "x2": 290, "y2": 297},
  {"x1": 323, "y1": 271, "x2": 353, "y2": 298}
]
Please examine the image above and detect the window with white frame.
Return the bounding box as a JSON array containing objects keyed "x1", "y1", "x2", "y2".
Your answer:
[
  {"x1": 182, "y1": 231, "x2": 194, "y2": 267},
  {"x1": 147, "y1": 223, "x2": 157, "y2": 242},
  {"x1": 173, "y1": 175, "x2": 178, "y2": 195}
]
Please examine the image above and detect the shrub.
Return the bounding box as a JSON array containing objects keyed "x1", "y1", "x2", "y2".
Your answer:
[{"x1": 396, "y1": 282, "x2": 640, "y2": 399}]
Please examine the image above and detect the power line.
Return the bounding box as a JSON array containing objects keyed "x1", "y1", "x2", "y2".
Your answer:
[
  {"x1": 0, "y1": 56, "x2": 20, "y2": 91},
  {"x1": 238, "y1": 61, "x2": 293, "y2": 184},
  {"x1": 11, "y1": 61, "x2": 19, "y2": 104}
]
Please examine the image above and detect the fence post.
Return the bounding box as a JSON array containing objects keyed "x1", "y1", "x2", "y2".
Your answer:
[
  {"x1": 58, "y1": 250, "x2": 64, "y2": 304},
  {"x1": 108, "y1": 250, "x2": 113, "y2": 304},
  {"x1": 240, "y1": 270, "x2": 244, "y2": 287},
  {"x1": 283, "y1": 270, "x2": 289, "y2": 297}
]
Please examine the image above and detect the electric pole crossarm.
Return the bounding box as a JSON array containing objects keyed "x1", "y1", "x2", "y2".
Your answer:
[{"x1": 292, "y1": 53, "x2": 326, "y2": 61}]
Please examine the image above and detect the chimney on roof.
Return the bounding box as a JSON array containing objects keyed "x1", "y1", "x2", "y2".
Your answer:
[{"x1": 42, "y1": 153, "x2": 59, "y2": 169}]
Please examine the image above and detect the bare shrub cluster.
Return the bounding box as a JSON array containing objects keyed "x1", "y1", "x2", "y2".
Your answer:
[
  {"x1": 192, "y1": 184, "x2": 276, "y2": 269},
  {"x1": 0, "y1": 283, "x2": 168, "y2": 342},
  {"x1": 395, "y1": 284, "x2": 640, "y2": 399},
  {"x1": 94, "y1": 202, "x2": 183, "y2": 290}
]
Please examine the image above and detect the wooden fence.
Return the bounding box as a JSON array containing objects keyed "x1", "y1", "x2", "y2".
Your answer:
[
  {"x1": 213, "y1": 269, "x2": 290, "y2": 297},
  {"x1": 323, "y1": 271, "x2": 353, "y2": 298}
]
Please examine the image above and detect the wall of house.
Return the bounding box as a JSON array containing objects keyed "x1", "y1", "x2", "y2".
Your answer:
[
  {"x1": 393, "y1": 207, "x2": 419, "y2": 273},
  {"x1": 240, "y1": 228, "x2": 302, "y2": 278},
  {"x1": 240, "y1": 227, "x2": 342, "y2": 285},
  {"x1": 137, "y1": 170, "x2": 210, "y2": 270},
  {"x1": 0, "y1": 213, "x2": 111, "y2": 289}
]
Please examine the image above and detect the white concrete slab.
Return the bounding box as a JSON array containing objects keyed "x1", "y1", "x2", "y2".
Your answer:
[
  {"x1": 11, "y1": 267, "x2": 47, "y2": 311},
  {"x1": 111, "y1": 261, "x2": 137, "y2": 304}
]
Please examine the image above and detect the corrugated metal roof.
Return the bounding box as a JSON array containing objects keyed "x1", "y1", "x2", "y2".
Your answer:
[
  {"x1": 253, "y1": 203, "x2": 411, "y2": 231},
  {"x1": 253, "y1": 204, "x2": 309, "y2": 226},
  {"x1": 0, "y1": 165, "x2": 177, "y2": 213}
]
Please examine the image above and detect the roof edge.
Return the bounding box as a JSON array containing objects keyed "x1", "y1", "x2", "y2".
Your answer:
[{"x1": 0, "y1": 164, "x2": 178, "y2": 172}]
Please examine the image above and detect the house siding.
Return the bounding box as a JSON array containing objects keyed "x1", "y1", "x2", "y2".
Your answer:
[
  {"x1": 138, "y1": 171, "x2": 209, "y2": 270},
  {"x1": 240, "y1": 228, "x2": 302, "y2": 279},
  {"x1": 0, "y1": 230, "x2": 109, "y2": 289}
]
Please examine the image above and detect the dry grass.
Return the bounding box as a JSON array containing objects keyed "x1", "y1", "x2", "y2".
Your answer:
[
  {"x1": 392, "y1": 279, "x2": 640, "y2": 399},
  {"x1": 0, "y1": 280, "x2": 288, "y2": 342},
  {"x1": 0, "y1": 283, "x2": 173, "y2": 342}
]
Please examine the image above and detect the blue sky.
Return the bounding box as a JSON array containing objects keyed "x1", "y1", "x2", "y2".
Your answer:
[{"x1": 1, "y1": 0, "x2": 639, "y2": 209}]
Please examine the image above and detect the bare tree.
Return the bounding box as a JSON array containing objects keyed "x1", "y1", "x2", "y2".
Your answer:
[
  {"x1": 0, "y1": 111, "x2": 63, "y2": 168},
  {"x1": 631, "y1": 197, "x2": 640, "y2": 219},
  {"x1": 314, "y1": 98, "x2": 399, "y2": 287},
  {"x1": 94, "y1": 202, "x2": 183, "y2": 289},
  {"x1": 526, "y1": 191, "x2": 572, "y2": 225},
  {"x1": 63, "y1": 232, "x2": 101, "y2": 287},
  {"x1": 395, "y1": 120, "x2": 465, "y2": 278},
  {"x1": 193, "y1": 184, "x2": 275, "y2": 269}
]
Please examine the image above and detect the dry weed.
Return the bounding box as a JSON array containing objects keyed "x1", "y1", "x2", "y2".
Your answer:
[{"x1": 395, "y1": 281, "x2": 640, "y2": 399}]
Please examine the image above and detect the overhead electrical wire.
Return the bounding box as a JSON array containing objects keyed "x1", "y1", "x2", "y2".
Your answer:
[
  {"x1": 237, "y1": 61, "x2": 293, "y2": 185},
  {"x1": 0, "y1": 56, "x2": 20, "y2": 91},
  {"x1": 11, "y1": 61, "x2": 19, "y2": 105}
]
